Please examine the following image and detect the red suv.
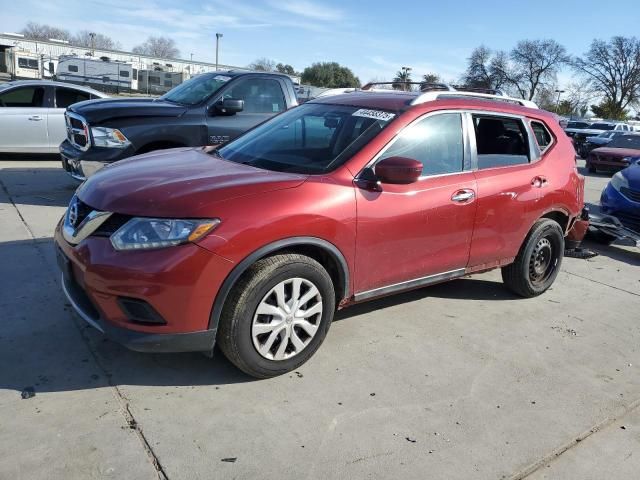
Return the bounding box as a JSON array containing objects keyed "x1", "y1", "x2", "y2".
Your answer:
[{"x1": 55, "y1": 89, "x2": 585, "y2": 378}]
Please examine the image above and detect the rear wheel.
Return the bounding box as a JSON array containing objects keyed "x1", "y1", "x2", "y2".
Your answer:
[
  {"x1": 501, "y1": 219, "x2": 564, "y2": 298},
  {"x1": 217, "y1": 254, "x2": 335, "y2": 378}
]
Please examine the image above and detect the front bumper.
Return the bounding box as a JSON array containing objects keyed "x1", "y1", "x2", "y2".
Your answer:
[
  {"x1": 601, "y1": 183, "x2": 640, "y2": 232},
  {"x1": 54, "y1": 220, "x2": 234, "y2": 353},
  {"x1": 586, "y1": 155, "x2": 630, "y2": 172},
  {"x1": 60, "y1": 139, "x2": 135, "y2": 181}
]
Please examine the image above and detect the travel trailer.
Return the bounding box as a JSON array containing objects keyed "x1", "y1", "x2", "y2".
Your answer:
[{"x1": 56, "y1": 55, "x2": 136, "y2": 92}]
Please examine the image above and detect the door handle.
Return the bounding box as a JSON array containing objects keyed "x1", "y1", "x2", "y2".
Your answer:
[
  {"x1": 531, "y1": 176, "x2": 548, "y2": 188},
  {"x1": 28, "y1": 116, "x2": 43, "y2": 121},
  {"x1": 451, "y1": 189, "x2": 475, "y2": 203}
]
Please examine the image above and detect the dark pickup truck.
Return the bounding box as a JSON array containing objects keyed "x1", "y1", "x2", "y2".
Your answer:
[{"x1": 60, "y1": 71, "x2": 299, "y2": 179}]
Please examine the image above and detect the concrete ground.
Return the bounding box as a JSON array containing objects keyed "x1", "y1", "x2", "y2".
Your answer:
[{"x1": 0, "y1": 156, "x2": 639, "y2": 480}]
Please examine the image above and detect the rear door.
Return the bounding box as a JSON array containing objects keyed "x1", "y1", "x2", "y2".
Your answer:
[
  {"x1": 467, "y1": 112, "x2": 542, "y2": 270},
  {"x1": 206, "y1": 76, "x2": 288, "y2": 144},
  {"x1": 48, "y1": 86, "x2": 92, "y2": 149},
  {"x1": 0, "y1": 85, "x2": 49, "y2": 152},
  {"x1": 354, "y1": 111, "x2": 478, "y2": 297}
]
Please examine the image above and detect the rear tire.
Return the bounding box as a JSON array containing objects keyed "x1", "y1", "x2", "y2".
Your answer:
[
  {"x1": 501, "y1": 219, "x2": 564, "y2": 298},
  {"x1": 217, "y1": 253, "x2": 335, "y2": 378}
]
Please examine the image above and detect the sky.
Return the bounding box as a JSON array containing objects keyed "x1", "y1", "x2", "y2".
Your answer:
[{"x1": 3, "y1": 0, "x2": 640, "y2": 87}]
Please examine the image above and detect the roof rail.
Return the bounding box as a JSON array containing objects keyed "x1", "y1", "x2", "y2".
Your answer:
[
  {"x1": 411, "y1": 90, "x2": 538, "y2": 109},
  {"x1": 361, "y1": 81, "x2": 456, "y2": 92}
]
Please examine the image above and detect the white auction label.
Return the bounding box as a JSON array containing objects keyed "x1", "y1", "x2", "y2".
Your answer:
[{"x1": 352, "y1": 109, "x2": 396, "y2": 121}]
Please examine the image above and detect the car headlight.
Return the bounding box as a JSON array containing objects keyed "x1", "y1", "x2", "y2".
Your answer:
[
  {"x1": 91, "y1": 127, "x2": 131, "y2": 148},
  {"x1": 610, "y1": 171, "x2": 629, "y2": 192},
  {"x1": 111, "y1": 218, "x2": 220, "y2": 251}
]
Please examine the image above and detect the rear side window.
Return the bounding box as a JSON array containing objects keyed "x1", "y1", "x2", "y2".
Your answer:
[
  {"x1": 0, "y1": 86, "x2": 45, "y2": 107},
  {"x1": 55, "y1": 87, "x2": 91, "y2": 108},
  {"x1": 379, "y1": 113, "x2": 464, "y2": 176},
  {"x1": 531, "y1": 121, "x2": 553, "y2": 152},
  {"x1": 473, "y1": 115, "x2": 530, "y2": 169}
]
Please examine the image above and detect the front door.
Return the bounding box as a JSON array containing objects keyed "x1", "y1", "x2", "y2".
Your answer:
[
  {"x1": 206, "y1": 76, "x2": 287, "y2": 144},
  {"x1": 0, "y1": 85, "x2": 49, "y2": 152},
  {"x1": 354, "y1": 112, "x2": 477, "y2": 297}
]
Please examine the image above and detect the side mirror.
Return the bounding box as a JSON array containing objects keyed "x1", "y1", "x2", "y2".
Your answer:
[
  {"x1": 375, "y1": 156, "x2": 422, "y2": 184},
  {"x1": 213, "y1": 98, "x2": 244, "y2": 115}
]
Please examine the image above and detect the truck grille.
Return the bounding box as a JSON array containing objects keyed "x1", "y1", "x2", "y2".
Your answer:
[
  {"x1": 620, "y1": 187, "x2": 640, "y2": 203},
  {"x1": 65, "y1": 112, "x2": 90, "y2": 151}
]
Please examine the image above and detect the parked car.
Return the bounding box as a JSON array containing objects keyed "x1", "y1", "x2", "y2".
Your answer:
[
  {"x1": 54, "y1": 88, "x2": 584, "y2": 378},
  {"x1": 579, "y1": 131, "x2": 627, "y2": 158},
  {"x1": 60, "y1": 71, "x2": 299, "y2": 180},
  {"x1": 0, "y1": 80, "x2": 108, "y2": 153},
  {"x1": 600, "y1": 160, "x2": 640, "y2": 233},
  {"x1": 586, "y1": 134, "x2": 640, "y2": 173},
  {"x1": 564, "y1": 120, "x2": 591, "y2": 135}
]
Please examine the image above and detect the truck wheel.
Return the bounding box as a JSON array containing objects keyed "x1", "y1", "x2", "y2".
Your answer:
[
  {"x1": 501, "y1": 219, "x2": 564, "y2": 298},
  {"x1": 217, "y1": 253, "x2": 335, "y2": 378}
]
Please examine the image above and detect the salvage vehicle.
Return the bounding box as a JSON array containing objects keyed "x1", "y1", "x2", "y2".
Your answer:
[
  {"x1": 586, "y1": 134, "x2": 640, "y2": 173},
  {"x1": 578, "y1": 131, "x2": 626, "y2": 158},
  {"x1": 60, "y1": 71, "x2": 299, "y2": 180},
  {"x1": 54, "y1": 87, "x2": 584, "y2": 378},
  {"x1": 600, "y1": 159, "x2": 640, "y2": 234},
  {"x1": 0, "y1": 80, "x2": 108, "y2": 153}
]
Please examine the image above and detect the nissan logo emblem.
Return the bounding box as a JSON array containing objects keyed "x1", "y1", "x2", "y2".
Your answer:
[{"x1": 68, "y1": 201, "x2": 79, "y2": 227}]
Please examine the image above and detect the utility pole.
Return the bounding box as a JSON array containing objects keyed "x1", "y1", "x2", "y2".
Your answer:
[
  {"x1": 215, "y1": 33, "x2": 223, "y2": 71},
  {"x1": 89, "y1": 32, "x2": 96, "y2": 56},
  {"x1": 554, "y1": 89, "x2": 565, "y2": 113}
]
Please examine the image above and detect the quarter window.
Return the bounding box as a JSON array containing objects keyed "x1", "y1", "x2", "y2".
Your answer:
[
  {"x1": 378, "y1": 113, "x2": 464, "y2": 176},
  {"x1": 473, "y1": 115, "x2": 530, "y2": 169},
  {"x1": 531, "y1": 121, "x2": 553, "y2": 152},
  {"x1": 0, "y1": 87, "x2": 45, "y2": 107}
]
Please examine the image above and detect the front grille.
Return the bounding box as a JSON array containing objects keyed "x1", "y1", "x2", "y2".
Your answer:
[
  {"x1": 65, "y1": 112, "x2": 90, "y2": 151},
  {"x1": 615, "y1": 211, "x2": 640, "y2": 231},
  {"x1": 74, "y1": 198, "x2": 94, "y2": 226},
  {"x1": 621, "y1": 187, "x2": 640, "y2": 203}
]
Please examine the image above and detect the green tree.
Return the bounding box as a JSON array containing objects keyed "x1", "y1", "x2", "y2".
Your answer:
[
  {"x1": 421, "y1": 73, "x2": 442, "y2": 84},
  {"x1": 301, "y1": 62, "x2": 360, "y2": 88},
  {"x1": 276, "y1": 63, "x2": 298, "y2": 76},
  {"x1": 590, "y1": 100, "x2": 629, "y2": 120},
  {"x1": 392, "y1": 70, "x2": 412, "y2": 91}
]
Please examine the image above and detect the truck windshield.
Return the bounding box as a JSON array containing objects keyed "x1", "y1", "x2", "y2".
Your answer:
[
  {"x1": 589, "y1": 123, "x2": 615, "y2": 130},
  {"x1": 161, "y1": 74, "x2": 231, "y2": 105},
  {"x1": 217, "y1": 103, "x2": 396, "y2": 174}
]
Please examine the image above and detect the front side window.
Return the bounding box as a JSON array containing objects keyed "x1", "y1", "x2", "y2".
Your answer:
[
  {"x1": 474, "y1": 115, "x2": 530, "y2": 169},
  {"x1": 222, "y1": 78, "x2": 286, "y2": 114},
  {"x1": 161, "y1": 73, "x2": 231, "y2": 105},
  {"x1": 55, "y1": 88, "x2": 91, "y2": 108},
  {"x1": 378, "y1": 113, "x2": 464, "y2": 176},
  {"x1": 0, "y1": 87, "x2": 45, "y2": 107},
  {"x1": 218, "y1": 103, "x2": 395, "y2": 174}
]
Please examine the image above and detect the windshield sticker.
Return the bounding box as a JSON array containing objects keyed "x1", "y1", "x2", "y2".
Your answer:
[
  {"x1": 214, "y1": 75, "x2": 232, "y2": 82},
  {"x1": 352, "y1": 109, "x2": 395, "y2": 121}
]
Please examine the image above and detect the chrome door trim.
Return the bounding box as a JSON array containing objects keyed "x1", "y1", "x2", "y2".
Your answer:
[{"x1": 354, "y1": 268, "x2": 466, "y2": 302}]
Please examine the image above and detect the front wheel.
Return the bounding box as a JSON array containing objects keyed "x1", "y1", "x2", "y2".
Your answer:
[
  {"x1": 501, "y1": 219, "x2": 564, "y2": 298},
  {"x1": 217, "y1": 253, "x2": 336, "y2": 378}
]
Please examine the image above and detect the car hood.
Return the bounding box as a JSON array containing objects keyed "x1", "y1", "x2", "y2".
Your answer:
[
  {"x1": 575, "y1": 129, "x2": 610, "y2": 136},
  {"x1": 77, "y1": 148, "x2": 307, "y2": 217},
  {"x1": 621, "y1": 163, "x2": 640, "y2": 186},
  {"x1": 592, "y1": 146, "x2": 640, "y2": 158},
  {"x1": 69, "y1": 97, "x2": 188, "y2": 124},
  {"x1": 586, "y1": 137, "x2": 610, "y2": 144}
]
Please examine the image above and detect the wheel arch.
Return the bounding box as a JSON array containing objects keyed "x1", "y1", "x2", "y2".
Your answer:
[
  {"x1": 540, "y1": 208, "x2": 571, "y2": 234},
  {"x1": 208, "y1": 237, "x2": 350, "y2": 331}
]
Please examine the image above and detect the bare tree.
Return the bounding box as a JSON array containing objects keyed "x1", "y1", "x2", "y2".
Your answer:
[
  {"x1": 72, "y1": 31, "x2": 121, "y2": 50},
  {"x1": 573, "y1": 36, "x2": 640, "y2": 117},
  {"x1": 463, "y1": 46, "x2": 511, "y2": 91},
  {"x1": 132, "y1": 36, "x2": 180, "y2": 58},
  {"x1": 509, "y1": 39, "x2": 569, "y2": 100},
  {"x1": 20, "y1": 22, "x2": 71, "y2": 41},
  {"x1": 249, "y1": 58, "x2": 276, "y2": 72}
]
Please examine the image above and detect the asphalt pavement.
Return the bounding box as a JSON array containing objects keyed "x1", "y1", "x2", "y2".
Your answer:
[{"x1": 0, "y1": 157, "x2": 638, "y2": 480}]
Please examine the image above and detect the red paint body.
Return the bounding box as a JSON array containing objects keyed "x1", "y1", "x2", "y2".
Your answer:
[{"x1": 54, "y1": 95, "x2": 584, "y2": 340}]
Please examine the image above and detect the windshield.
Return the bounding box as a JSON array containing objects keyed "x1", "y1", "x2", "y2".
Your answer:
[
  {"x1": 589, "y1": 123, "x2": 615, "y2": 130},
  {"x1": 567, "y1": 121, "x2": 589, "y2": 129},
  {"x1": 218, "y1": 103, "x2": 396, "y2": 174},
  {"x1": 161, "y1": 73, "x2": 232, "y2": 105},
  {"x1": 608, "y1": 135, "x2": 640, "y2": 149}
]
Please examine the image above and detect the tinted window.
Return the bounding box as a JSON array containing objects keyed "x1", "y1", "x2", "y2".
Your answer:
[
  {"x1": 608, "y1": 135, "x2": 640, "y2": 149},
  {"x1": 149, "y1": 76, "x2": 160, "y2": 85},
  {"x1": 0, "y1": 87, "x2": 45, "y2": 107},
  {"x1": 474, "y1": 115, "x2": 530, "y2": 169},
  {"x1": 68, "y1": 65, "x2": 79, "y2": 72},
  {"x1": 590, "y1": 123, "x2": 615, "y2": 130},
  {"x1": 379, "y1": 113, "x2": 464, "y2": 176},
  {"x1": 164, "y1": 80, "x2": 172, "y2": 87},
  {"x1": 119, "y1": 70, "x2": 129, "y2": 77},
  {"x1": 55, "y1": 88, "x2": 91, "y2": 108},
  {"x1": 567, "y1": 121, "x2": 589, "y2": 129},
  {"x1": 223, "y1": 78, "x2": 286, "y2": 114},
  {"x1": 219, "y1": 103, "x2": 394, "y2": 174},
  {"x1": 161, "y1": 73, "x2": 230, "y2": 105},
  {"x1": 18, "y1": 58, "x2": 38, "y2": 69},
  {"x1": 531, "y1": 121, "x2": 552, "y2": 152},
  {"x1": 132, "y1": 69, "x2": 138, "y2": 80}
]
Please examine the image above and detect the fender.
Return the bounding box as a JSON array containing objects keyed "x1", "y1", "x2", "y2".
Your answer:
[{"x1": 207, "y1": 237, "x2": 350, "y2": 331}]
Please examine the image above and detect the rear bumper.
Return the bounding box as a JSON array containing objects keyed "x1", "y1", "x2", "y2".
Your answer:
[
  {"x1": 60, "y1": 140, "x2": 135, "y2": 180},
  {"x1": 61, "y1": 272, "x2": 216, "y2": 352}
]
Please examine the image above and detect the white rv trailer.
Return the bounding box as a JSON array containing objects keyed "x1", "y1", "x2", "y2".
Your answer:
[{"x1": 56, "y1": 55, "x2": 136, "y2": 92}]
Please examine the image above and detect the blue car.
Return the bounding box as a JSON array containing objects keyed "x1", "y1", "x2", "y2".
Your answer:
[{"x1": 600, "y1": 159, "x2": 640, "y2": 232}]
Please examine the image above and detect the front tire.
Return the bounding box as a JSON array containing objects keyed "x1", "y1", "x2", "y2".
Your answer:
[
  {"x1": 217, "y1": 253, "x2": 336, "y2": 378},
  {"x1": 501, "y1": 219, "x2": 564, "y2": 298}
]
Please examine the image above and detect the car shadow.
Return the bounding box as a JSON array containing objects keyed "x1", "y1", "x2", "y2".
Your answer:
[{"x1": 0, "y1": 167, "x2": 77, "y2": 207}]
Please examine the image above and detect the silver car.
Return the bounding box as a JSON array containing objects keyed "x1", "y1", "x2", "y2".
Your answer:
[{"x1": 0, "y1": 80, "x2": 108, "y2": 153}]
